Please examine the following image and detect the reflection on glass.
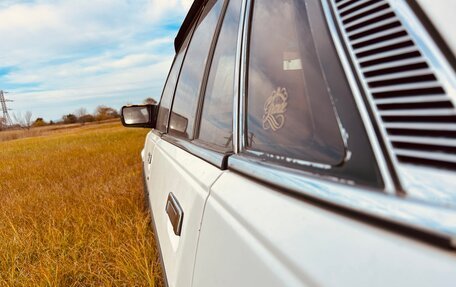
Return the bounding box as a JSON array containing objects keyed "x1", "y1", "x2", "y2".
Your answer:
[
  {"x1": 198, "y1": 0, "x2": 242, "y2": 150},
  {"x1": 247, "y1": 0, "x2": 345, "y2": 165},
  {"x1": 169, "y1": 112, "x2": 189, "y2": 138},
  {"x1": 169, "y1": 0, "x2": 224, "y2": 139},
  {"x1": 123, "y1": 106, "x2": 149, "y2": 125},
  {"x1": 156, "y1": 22, "x2": 195, "y2": 133}
]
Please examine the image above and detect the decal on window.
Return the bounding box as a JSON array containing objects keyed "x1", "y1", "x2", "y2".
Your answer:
[
  {"x1": 283, "y1": 51, "x2": 302, "y2": 71},
  {"x1": 262, "y1": 87, "x2": 288, "y2": 131}
]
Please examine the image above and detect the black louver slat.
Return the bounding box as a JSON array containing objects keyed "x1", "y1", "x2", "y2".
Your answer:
[{"x1": 333, "y1": 0, "x2": 456, "y2": 170}]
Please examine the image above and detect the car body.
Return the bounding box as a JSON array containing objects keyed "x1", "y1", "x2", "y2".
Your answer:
[{"x1": 121, "y1": 0, "x2": 456, "y2": 286}]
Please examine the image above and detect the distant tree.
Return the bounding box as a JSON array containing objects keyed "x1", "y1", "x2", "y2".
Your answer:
[
  {"x1": 76, "y1": 107, "x2": 88, "y2": 118},
  {"x1": 32, "y1": 117, "x2": 47, "y2": 127},
  {"x1": 95, "y1": 105, "x2": 119, "y2": 121},
  {"x1": 143, "y1": 97, "x2": 157, "y2": 105},
  {"x1": 62, "y1": 114, "x2": 78, "y2": 124},
  {"x1": 49, "y1": 120, "x2": 55, "y2": 125},
  {"x1": 79, "y1": 114, "x2": 95, "y2": 123},
  {"x1": 75, "y1": 107, "x2": 90, "y2": 124}
]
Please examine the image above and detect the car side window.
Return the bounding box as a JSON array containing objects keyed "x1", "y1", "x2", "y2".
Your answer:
[
  {"x1": 169, "y1": 0, "x2": 225, "y2": 139},
  {"x1": 246, "y1": 0, "x2": 346, "y2": 166},
  {"x1": 197, "y1": 0, "x2": 242, "y2": 150},
  {"x1": 156, "y1": 22, "x2": 195, "y2": 133}
]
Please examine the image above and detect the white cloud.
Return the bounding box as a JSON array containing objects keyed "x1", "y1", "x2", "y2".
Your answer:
[
  {"x1": 0, "y1": 0, "x2": 191, "y2": 120},
  {"x1": 146, "y1": 0, "x2": 193, "y2": 19}
]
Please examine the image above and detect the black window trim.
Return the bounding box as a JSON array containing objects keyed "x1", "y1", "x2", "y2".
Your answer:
[
  {"x1": 170, "y1": 0, "x2": 229, "y2": 141},
  {"x1": 163, "y1": 8, "x2": 203, "y2": 136},
  {"x1": 155, "y1": 55, "x2": 180, "y2": 134},
  {"x1": 161, "y1": 0, "x2": 239, "y2": 169},
  {"x1": 174, "y1": 0, "x2": 206, "y2": 53},
  {"x1": 156, "y1": 6, "x2": 202, "y2": 135},
  {"x1": 168, "y1": 0, "x2": 225, "y2": 140}
]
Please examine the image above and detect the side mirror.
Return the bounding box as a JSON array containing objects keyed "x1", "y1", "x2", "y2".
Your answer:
[{"x1": 121, "y1": 104, "x2": 158, "y2": 128}]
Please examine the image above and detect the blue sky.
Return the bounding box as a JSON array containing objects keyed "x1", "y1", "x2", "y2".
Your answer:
[{"x1": 0, "y1": 0, "x2": 192, "y2": 121}]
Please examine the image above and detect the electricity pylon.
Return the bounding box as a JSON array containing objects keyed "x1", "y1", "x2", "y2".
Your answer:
[{"x1": 0, "y1": 90, "x2": 13, "y2": 127}]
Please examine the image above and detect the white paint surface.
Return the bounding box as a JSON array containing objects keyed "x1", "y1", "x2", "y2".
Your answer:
[
  {"x1": 193, "y1": 171, "x2": 456, "y2": 287},
  {"x1": 415, "y1": 0, "x2": 456, "y2": 56}
]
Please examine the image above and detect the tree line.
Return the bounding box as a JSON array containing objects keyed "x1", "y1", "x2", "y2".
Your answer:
[
  {"x1": 0, "y1": 98, "x2": 157, "y2": 131},
  {"x1": 1, "y1": 105, "x2": 120, "y2": 131}
]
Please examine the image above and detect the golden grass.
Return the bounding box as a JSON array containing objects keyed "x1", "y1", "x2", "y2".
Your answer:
[
  {"x1": 0, "y1": 122, "x2": 163, "y2": 286},
  {"x1": 0, "y1": 119, "x2": 119, "y2": 143}
]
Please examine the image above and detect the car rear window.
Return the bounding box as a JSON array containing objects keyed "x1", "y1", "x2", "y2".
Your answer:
[{"x1": 246, "y1": 0, "x2": 346, "y2": 166}]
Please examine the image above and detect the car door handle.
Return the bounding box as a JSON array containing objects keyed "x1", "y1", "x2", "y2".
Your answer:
[{"x1": 166, "y1": 193, "x2": 184, "y2": 236}]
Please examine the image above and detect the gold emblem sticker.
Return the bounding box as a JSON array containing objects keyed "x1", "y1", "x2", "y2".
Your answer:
[{"x1": 263, "y1": 87, "x2": 288, "y2": 131}]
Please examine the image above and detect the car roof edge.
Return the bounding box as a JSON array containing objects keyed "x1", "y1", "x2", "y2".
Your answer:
[{"x1": 174, "y1": 0, "x2": 205, "y2": 53}]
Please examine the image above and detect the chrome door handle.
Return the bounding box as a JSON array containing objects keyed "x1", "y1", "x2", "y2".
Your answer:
[{"x1": 166, "y1": 193, "x2": 184, "y2": 236}]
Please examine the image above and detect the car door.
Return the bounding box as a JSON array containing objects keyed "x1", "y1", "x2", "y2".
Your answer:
[{"x1": 145, "y1": 1, "x2": 231, "y2": 286}]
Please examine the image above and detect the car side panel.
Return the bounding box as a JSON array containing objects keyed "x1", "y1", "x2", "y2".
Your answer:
[
  {"x1": 193, "y1": 171, "x2": 456, "y2": 287},
  {"x1": 414, "y1": 0, "x2": 456, "y2": 56},
  {"x1": 146, "y1": 138, "x2": 223, "y2": 287}
]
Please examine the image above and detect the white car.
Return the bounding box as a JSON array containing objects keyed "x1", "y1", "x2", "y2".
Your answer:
[{"x1": 121, "y1": 0, "x2": 456, "y2": 286}]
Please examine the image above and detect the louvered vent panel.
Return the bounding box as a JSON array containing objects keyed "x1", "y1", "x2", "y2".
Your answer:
[{"x1": 332, "y1": 0, "x2": 456, "y2": 170}]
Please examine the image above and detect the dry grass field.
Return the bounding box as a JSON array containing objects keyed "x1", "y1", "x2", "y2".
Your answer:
[
  {"x1": 0, "y1": 122, "x2": 162, "y2": 286},
  {"x1": 0, "y1": 119, "x2": 120, "y2": 143}
]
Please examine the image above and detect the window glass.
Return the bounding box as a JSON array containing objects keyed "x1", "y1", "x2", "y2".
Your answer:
[
  {"x1": 156, "y1": 24, "x2": 194, "y2": 133},
  {"x1": 246, "y1": 0, "x2": 346, "y2": 165},
  {"x1": 169, "y1": 0, "x2": 225, "y2": 139},
  {"x1": 198, "y1": 0, "x2": 242, "y2": 149}
]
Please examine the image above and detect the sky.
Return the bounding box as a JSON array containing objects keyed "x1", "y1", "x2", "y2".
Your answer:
[{"x1": 0, "y1": 0, "x2": 192, "y2": 121}]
